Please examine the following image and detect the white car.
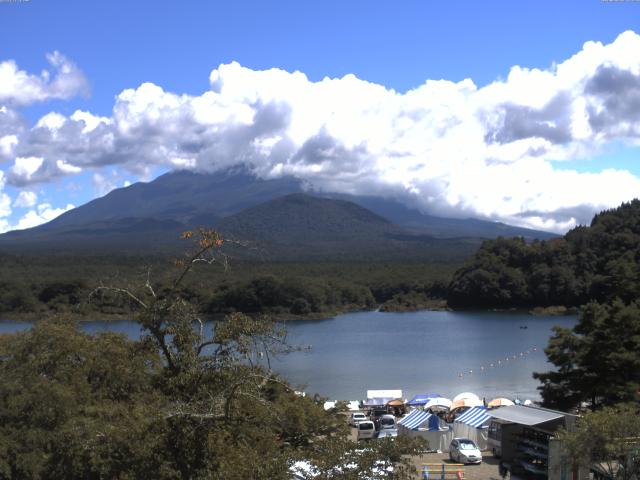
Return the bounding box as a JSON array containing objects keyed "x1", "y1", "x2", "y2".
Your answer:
[
  {"x1": 449, "y1": 437, "x2": 482, "y2": 464},
  {"x1": 350, "y1": 412, "x2": 368, "y2": 427}
]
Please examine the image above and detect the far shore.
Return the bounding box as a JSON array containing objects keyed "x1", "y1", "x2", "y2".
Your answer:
[{"x1": 0, "y1": 302, "x2": 579, "y2": 324}]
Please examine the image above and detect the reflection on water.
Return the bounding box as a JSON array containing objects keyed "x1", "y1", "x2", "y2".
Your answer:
[{"x1": 1, "y1": 309, "x2": 576, "y2": 402}]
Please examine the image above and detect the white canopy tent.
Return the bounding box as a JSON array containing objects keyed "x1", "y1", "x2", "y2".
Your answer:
[
  {"x1": 452, "y1": 392, "x2": 481, "y2": 403},
  {"x1": 424, "y1": 397, "x2": 453, "y2": 410}
]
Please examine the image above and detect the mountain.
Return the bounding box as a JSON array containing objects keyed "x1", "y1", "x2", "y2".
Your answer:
[
  {"x1": 0, "y1": 169, "x2": 556, "y2": 258},
  {"x1": 333, "y1": 195, "x2": 557, "y2": 240},
  {"x1": 212, "y1": 193, "x2": 478, "y2": 261},
  {"x1": 43, "y1": 168, "x2": 302, "y2": 229}
]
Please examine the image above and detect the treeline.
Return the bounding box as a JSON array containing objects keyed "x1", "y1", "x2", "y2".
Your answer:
[
  {"x1": 0, "y1": 256, "x2": 457, "y2": 319},
  {"x1": 448, "y1": 200, "x2": 640, "y2": 309}
]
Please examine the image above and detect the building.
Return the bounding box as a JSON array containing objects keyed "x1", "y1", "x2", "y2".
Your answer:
[{"x1": 487, "y1": 405, "x2": 589, "y2": 480}]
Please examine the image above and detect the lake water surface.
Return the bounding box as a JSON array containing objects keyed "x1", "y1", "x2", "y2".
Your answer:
[{"x1": 0, "y1": 310, "x2": 576, "y2": 402}]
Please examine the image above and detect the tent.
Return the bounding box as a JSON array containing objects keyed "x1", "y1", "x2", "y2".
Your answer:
[
  {"x1": 367, "y1": 389, "x2": 402, "y2": 399},
  {"x1": 453, "y1": 392, "x2": 481, "y2": 403},
  {"x1": 452, "y1": 407, "x2": 491, "y2": 450},
  {"x1": 398, "y1": 410, "x2": 439, "y2": 430},
  {"x1": 397, "y1": 410, "x2": 453, "y2": 452},
  {"x1": 424, "y1": 397, "x2": 453, "y2": 410},
  {"x1": 487, "y1": 397, "x2": 515, "y2": 408},
  {"x1": 451, "y1": 397, "x2": 483, "y2": 411},
  {"x1": 407, "y1": 394, "x2": 442, "y2": 406},
  {"x1": 362, "y1": 397, "x2": 393, "y2": 407}
]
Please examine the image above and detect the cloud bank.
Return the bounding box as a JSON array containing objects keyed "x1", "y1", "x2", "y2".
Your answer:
[{"x1": 2, "y1": 32, "x2": 640, "y2": 232}]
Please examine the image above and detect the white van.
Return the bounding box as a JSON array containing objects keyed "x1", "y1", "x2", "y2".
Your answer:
[{"x1": 357, "y1": 421, "x2": 376, "y2": 440}]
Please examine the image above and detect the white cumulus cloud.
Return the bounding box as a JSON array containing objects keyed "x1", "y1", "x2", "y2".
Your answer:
[
  {"x1": 0, "y1": 52, "x2": 89, "y2": 106},
  {"x1": 13, "y1": 190, "x2": 37, "y2": 208},
  {"x1": 4, "y1": 33, "x2": 640, "y2": 232},
  {"x1": 12, "y1": 202, "x2": 75, "y2": 231}
]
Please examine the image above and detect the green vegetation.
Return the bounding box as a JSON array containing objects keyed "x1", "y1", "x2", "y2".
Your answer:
[
  {"x1": 0, "y1": 253, "x2": 457, "y2": 319},
  {"x1": 0, "y1": 230, "x2": 427, "y2": 479},
  {"x1": 534, "y1": 299, "x2": 640, "y2": 410},
  {"x1": 448, "y1": 200, "x2": 640, "y2": 310},
  {"x1": 558, "y1": 405, "x2": 640, "y2": 480}
]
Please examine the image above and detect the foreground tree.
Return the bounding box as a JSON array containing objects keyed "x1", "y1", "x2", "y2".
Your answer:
[
  {"x1": 0, "y1": 229, "x2": 426, "y2": 479},
  {"x1": 534, "y1": 299, "x2": 640, "y2": 410},
  {"x1": 558, "y1": 405, "x2": 640, "y2": 480}
]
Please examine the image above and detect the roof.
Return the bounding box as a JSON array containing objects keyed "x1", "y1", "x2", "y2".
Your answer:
[
  {"x1": 367, "y1": 389, "x2": 402, "y2": 399},
  {"x1": 454, "y1": 407, "x2": 490, "y2": 428},
  {"x1": 487, "y1": 405, "x2": 566, "y2": 426},
  {"x1": 362, "y1": 397, "x2": 392, "y2": 407},
  {"x1": 407, "y1": 393, "x2": 442, "y2": 406},
  {"x1": 398, "y1": 410, "x2": 435, "y2": 430}
]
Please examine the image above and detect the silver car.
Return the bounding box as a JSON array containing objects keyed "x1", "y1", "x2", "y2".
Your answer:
[{"x1": 449, "y1": 437, "x2": 482, "y2": 464}]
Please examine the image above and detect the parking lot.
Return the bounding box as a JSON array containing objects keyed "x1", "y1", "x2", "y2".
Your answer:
[{"x1": 348, "y1": 417, "x2": 523, "y2": 479}]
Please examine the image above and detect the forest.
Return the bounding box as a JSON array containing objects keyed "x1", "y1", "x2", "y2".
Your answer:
[
  {"x1": 447, "y1": 200, "x2": 640, "y2": 310},
  {"x1": 0, "y1": 254, "x2": 455, "y2": 320}
]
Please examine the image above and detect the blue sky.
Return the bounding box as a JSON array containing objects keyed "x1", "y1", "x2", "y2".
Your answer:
[{"x1": 1, "y1": 0, "x2": 640, "y2": 232}]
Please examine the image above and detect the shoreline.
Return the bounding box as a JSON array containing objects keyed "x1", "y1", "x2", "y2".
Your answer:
[{"x1": 0, "y1": 302, "x2": 578, "y2": 323}]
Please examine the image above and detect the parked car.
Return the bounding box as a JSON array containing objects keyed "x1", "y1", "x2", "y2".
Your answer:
[
  {"x1": 376, "y1": 429, "x2": 398, "y2": 439},
  {"x1": 357, "y1": 421, "x2": 376, "y2": 440},
  {"x1": 369, "y1": 408, "x2": 387, "y2": 425},
  {"x1": 378, "y1": 414, "x2": 396, "y2": 430},
  {"x1": 350, "y1": 412, "x2": 368, "y2": 427},
  {"x1": 449, "y1": 438, "x2": 482, "y2": 464}
]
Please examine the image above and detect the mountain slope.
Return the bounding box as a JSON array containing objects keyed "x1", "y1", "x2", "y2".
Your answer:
[
  {"x1": 0, "y1": 169, "x2": 556, "y2": 258},
  {"x1": 213, "y1": 193, "x2": 480, "y2": 261},
  {"x1": 37, "y1": 168, "x2": 555, "y2": 239},
  {"x1": 44, "y1": 168, "x2": 303, "y2": 229}
]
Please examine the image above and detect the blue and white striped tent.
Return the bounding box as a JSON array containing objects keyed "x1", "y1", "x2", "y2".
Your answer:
[
  {"x1": 452, "y1": 407, "x2": 490, "y2": 450},
  {"x1": 454, "y1": 407, "x2": 490, "y2": 428},
  {"x1": 398, "y1": 410, "x2": 439, "y2": 431},
  {"x1": 398, "y1": 409, "x2": 453, "y2": 451}
]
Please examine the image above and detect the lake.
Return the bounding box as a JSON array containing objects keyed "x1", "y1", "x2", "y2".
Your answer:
[{"x1": 0, "y1": 309, "x2": 576, "y2": 402}]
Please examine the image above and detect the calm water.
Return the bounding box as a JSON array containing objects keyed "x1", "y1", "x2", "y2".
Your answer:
[{"x1": 0, "y1": 310, "x2": 576, "y2": 402}]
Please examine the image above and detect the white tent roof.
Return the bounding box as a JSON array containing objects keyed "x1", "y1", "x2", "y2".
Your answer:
[
  {"x1": 453, "y1": 392, "x2": 481, "y2": 402},
  {"x1": 367, "y1": 389, "x2": 402, "y2": 399},
  {"x1": 424, "y1": 397, "x2": 453, "y2": 409}
]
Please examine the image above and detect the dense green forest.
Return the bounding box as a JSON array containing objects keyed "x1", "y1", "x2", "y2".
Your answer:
[
  {"x1": 0, "y1": 253, "x2": 455, "y2": 319},
  {"x1": 448, "y1": 200, "x2": 640, "y2": 309}
]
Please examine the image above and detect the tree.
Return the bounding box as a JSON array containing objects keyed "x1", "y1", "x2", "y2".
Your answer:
[
  {"x1": 534, "y1": 299, "x2": 640, "y2": 410},
  {"x1": 0, "y1": 229, "x2": 426, "y2": 479},
  {"x1": 558, "y1": 405, "x2": 640, "y2": 480}
]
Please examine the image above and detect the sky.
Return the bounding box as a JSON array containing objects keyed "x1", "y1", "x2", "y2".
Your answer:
[{"x1": 1, "y1": 0, "x2": 640, "y2": 233}]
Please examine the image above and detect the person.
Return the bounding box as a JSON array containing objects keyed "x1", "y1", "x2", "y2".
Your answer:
[{"x1": 498, "y1": 460, "x2": 508, "y2": 479}]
